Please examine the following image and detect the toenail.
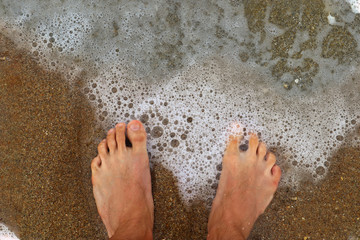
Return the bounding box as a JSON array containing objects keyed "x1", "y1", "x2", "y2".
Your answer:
[
  {"x1": 108, "y1": 128, "x2": 114, "y2": 134},
  {"x1": 130, "y1": 122, "x2": 140, "y2": 131},
  {"x1": 116, "y1": 123, "x2": 125, "y2": 128}
]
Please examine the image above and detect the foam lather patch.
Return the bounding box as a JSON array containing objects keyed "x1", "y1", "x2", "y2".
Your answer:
[{"x1": 0, "y1": 0, "x2": 359, "y2": 206}]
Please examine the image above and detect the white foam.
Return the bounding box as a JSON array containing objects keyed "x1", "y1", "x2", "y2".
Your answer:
[
  {"x1": 0, "y1": 223, "x2": 19, "y2": 240},
  {"x1": 88, "y1": 57, "x2": 359, "y2": 202},
  {"x1": 0, "y1": 0, "x2": 359, "y2": 205},
  {"x1": 345, "y1": 0, "x2": 360, "y2": 13}
]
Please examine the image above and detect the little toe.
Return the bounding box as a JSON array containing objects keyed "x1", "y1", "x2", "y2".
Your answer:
[
  {"x1": 257, "y1": 142, "x2": 267, "y2": 160},
  {"x1": 115, "y1": 123, "x2": 126, "y2": 151},
  {"x1": 97, "y1": 139, "x2": 108, "y2": 160},
  {"x1": 91, "y1": 156, "x2": 101, "y2": 172},
  {"x1": 271, "y1": 165, "x2": 282, "y2": 185},
  {"x1": 248, "y1": 133, "x2": 259, "y2": 155},
  {"x1": 127, "y1": 120, "x2": 147, "y2": 152},
  {"x1": 106, "y1": 128, "x2": 117, "y2": 153}
]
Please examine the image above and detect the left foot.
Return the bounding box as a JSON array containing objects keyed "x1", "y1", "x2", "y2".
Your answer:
[
  {"x1": 91, "y1": 120, "x2": 153, "y2": 239},
  {"x1": 207, "y1": 132, "x2": 281, "y2": 240}
]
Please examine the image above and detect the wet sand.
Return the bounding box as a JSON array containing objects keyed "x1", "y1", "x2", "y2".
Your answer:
[
  {"x1": 0, "y1": 34, "x2": 106, "y2": 239},
  {"x1": 1, "y1": 33, "x2": 360, "y2": 239},
  {"x1": 250, "y1": 146, "x2": 360, "y2": 239}
]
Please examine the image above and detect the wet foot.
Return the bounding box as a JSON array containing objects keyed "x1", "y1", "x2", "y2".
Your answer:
[
  {"x1": 207, "y1": 132, "x2": 281, "y2": 240},
  {"x1": 91, "y1": 120, "x2": 153, "y2": 239}
]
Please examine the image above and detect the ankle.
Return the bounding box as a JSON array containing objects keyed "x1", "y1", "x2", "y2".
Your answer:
[
  {"x1": 110, "y1": 225, "x2": 153, "y2": 240},
  {"x1": 207, "y1": 223, "x2": 246, "y2": 240},
  {"x1": 110, "y1": 216, "x2": 153, "y2": 240},
  {"x1": 207, "y1": 202, "x2": 251, "y2": 240}
]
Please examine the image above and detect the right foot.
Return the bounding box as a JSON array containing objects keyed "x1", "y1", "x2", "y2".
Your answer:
[
  {"x1": 207, "y1": 132, "x2": 281, "y2": 240},
  {"x1": 91, "y1": 120, "x2": 154, "y2": 240}
]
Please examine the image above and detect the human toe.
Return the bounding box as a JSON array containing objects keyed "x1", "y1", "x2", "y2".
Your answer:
[
  {"x1": 225, "y1": 134, "x2": 241, "y2": 156},
  {"x1": 271, "y1": 165, "x2": 282, "y2": 185},
  {"x1": 127, "y1": 120, "x2": 147, "y2": 152},
  {"x1": 115, "y1": 123, "x2": 126, "y2": 151},
  {"x1": 91, "y1": 156, "x2": 101, "y2": 185},
  {"x1": 91, "y1": 156, "x2": 101, "y2": 171},
  {"x1": 265, "y1": 152, "x2": 276, "y2": 169},
  {"x1": 97, "y1": 139, "x2": 108, "y2": 160},
  {"x1": 257, "y1": 142, "x2": 267, "y2": 160},
  {"x1": 106, "y1": 128, "x2": 117, "y2": 153},
  {"x1": 248, "y1": 133, "x2": 259, "y2": 155}
]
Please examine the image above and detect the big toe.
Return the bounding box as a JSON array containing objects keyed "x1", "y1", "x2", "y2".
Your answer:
[
  {"x1": 127, "y1": 120, "x2": 147, "y2": 152},
  {"x1": 225, "y1": 134, "x2": 242, "y2": 155}
]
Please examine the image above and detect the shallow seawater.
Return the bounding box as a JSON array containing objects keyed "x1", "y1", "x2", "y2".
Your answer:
[{"x1": 0, "y1": 0, "x2": 359, "y2": 239}]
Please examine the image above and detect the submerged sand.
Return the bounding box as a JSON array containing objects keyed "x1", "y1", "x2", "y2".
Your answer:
[{"x1": 1, "y1": 34, "x2": 359, "y2": 239}]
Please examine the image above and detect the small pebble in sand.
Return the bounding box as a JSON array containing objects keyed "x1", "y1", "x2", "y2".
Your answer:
[{"x1": 283, "y1": 83, "x2": 290, "y2": 89}]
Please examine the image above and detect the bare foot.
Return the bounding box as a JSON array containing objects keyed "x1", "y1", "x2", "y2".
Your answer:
[
  {"x1": 207, "y1": 133, "x2": 281, "y2": 240},
  {"x1": 91, "y1": 120, "x2": 153, "y2": 240}
]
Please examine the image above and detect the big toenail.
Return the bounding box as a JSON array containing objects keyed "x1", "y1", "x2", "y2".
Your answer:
[
  {"x1": 108, "y1": 128, "x2": 114, "y2": 134},
  {"x1": 130, "y1": 123, "x2": 140, "y2": 131}
]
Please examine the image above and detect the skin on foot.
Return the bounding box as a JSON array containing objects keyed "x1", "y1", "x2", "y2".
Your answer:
[
  {"x1": 91, "y1": 120, "x2": 154, "y2": 240},
  {"x1": 207, "y1": 132, "x2": 281, "y2": 240}
]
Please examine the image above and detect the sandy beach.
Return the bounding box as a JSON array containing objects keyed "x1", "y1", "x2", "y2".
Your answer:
[{"x1": 1, "y1": 33, "x2": 359, "y2": 239}]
